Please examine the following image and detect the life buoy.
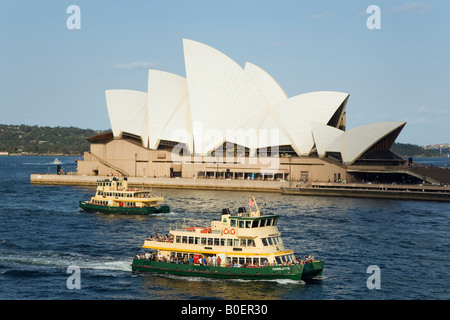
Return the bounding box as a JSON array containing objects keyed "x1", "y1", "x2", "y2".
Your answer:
[
  {"x1": 230, "y1": 228, "x2": 236, "y2": 235},
  {"x1": 223, "y1": 228, "x2": 229, "y2": 234}
]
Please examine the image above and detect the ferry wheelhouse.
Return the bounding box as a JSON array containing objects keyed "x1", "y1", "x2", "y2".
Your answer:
[
  {"x1": 79, "y1": 177, "x2": 170, "y2": 214},
  {"x1": 131, "y1": 197, "x2": 323, "y2": 280}
]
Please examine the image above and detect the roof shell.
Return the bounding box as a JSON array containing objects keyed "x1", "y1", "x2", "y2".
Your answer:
[
  {"x1": 147, "y1": 70, "x2": 192, "y2": 152},
  {"x1": 274, "y1": 91, "x2": 350, "y2": 155},
  {"x1": 326, "y1": 121, "x2": 406, "y2": 164},
  {"x1": 105, "y1": 89, "x2": 148, "y2": 147},
  {"x1": 183, "y1": 39, "x2": 270, "y2": 155}
]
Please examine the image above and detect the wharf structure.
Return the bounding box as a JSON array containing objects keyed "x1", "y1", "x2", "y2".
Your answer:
[{"x1": 32, "y1": 39, "x2": 450, "y2": 201}]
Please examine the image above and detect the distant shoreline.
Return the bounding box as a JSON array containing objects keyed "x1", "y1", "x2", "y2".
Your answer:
[{"x1": 1, "y1": 153, "x2": 83, "y2": 157}]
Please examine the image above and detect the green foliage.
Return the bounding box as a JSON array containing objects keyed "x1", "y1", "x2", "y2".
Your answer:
[
  {"x1": 0, "y1": 123, "x2": 446, "y2": 157},
  {"x1": 391, "y1": 142, "x2": 442, "y2": 157},
  {"x1": 0, "y1": 124, "x2": 109, "y2": 155}
]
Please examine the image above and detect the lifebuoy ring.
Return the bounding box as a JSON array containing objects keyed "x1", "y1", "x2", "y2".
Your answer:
[
  {"x1": 230, "y1": 228, "x2": 236, "y2": 235},
  {"x1": 223, "y1": 228, "x2": 229, "y2": 234}
]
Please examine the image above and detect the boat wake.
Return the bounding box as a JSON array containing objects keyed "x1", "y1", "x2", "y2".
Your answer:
[{"x1": 0, "y1": 252, "x2": 132, "y2": 273}]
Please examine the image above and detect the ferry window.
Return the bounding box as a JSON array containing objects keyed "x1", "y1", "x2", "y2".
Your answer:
[
  {"x1": 214, "y1": 238, "x2": 219, "y2": 246},
  {"x1": 252, "y1": 220, "x2": 259, "y2": 228},
  {"x1": 238, "y1": 220, "x2": 244, "y2": 228},
  {"x1": 233, "y1": 239, "x2": 239, "y2": 247},
  {"x1": 230, "y1": 219, "x2": 236, "y2": 227},
  {"x1": 239, "y1": 257, "x2": 245, "y2": 265},
  {"x1": 245, "y1": 221, "x2": 252, "y2": 228},
  {"x1": 240, "y1": 239, "x2": 246, "y2": 247},
  {"x1": 248, "y1": 239, "x2": 255, "y2": 247},
  {"x1": 195, "y1": 237, "x2": 200, "y2": 245},
  {"x1": 266, "y1": 218, "x2": 272, "y2": 226},
  {"x1": 268, "y1": 238, "x2": 273, "y2": 245},
  {"x1": 232, "y1": 257, "x2": 238, "y2": 264},
  {"x1": 188, "y1": 237, "x2": 194, "y2": 244},
  {"x1": 252, "y1": 258, "x2": 259, "y2": 266},
  {"x1": 246, "y1": 258, "x2": 252, "y2": 265},
  {"x1": 262, "y1": 238, "x2": 268, "y2": 246},
  {"x1": 227, "y1": 239, "x2": 233, "y2": 247},
  {"x1": 182, "y1": 236, "x2": 187, "y2": 244},
  {"x1": 260, "y1": 219, "x2": 266, "y2": 227},
  {"x1": 276, "y1": 256, "x2": 282, "y2": 264},
  {"x1": 272, "y1": 237, "x2": 278, "y2": 245},
  {"x1": 220, "y1": 239, "x2": 225, "y2": 246},
  {"x1": 201, "y1": 237, "x2": 206, "y2": 245},
  {"x1": 207, "y1": 238, "x2": 213, "y2": 245},
  {"x1": 176, "y1": 236, "x2": 181, "y2": 243},
  {"x1": 273, "y1": 217, "x2": 278, "y2": 226},
  {"x1": 261, "y1": 257, "x2": 268, "y2": 266}
]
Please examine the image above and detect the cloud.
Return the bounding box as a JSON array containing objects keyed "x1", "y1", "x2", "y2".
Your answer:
[
  {"x1": 405, "y1": 106, "x2": 449, "y2": 125},
  {"x1": 389, "y1": 2, "x2": 430, "y2": 14},
  {"x1": 112, "y1": 61, "x2": 158, "y2": 70},
  {"x1": 417, "y1": 106, "x2": 448, "y2": 115},
  {"x1": 312, "y1": 12, "x2": 330, "y2": 19}
]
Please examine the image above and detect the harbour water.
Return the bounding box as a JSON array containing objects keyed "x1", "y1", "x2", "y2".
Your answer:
[{"x1": 0, "y1": 156, "x2": 449, "y2": 300}]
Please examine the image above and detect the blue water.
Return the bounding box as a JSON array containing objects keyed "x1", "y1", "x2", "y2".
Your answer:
[{"x1": 0, "y1": 156, "x2": 449, "y2": 300}]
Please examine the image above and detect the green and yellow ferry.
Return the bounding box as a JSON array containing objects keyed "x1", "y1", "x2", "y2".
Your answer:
[
  {"x1": 131, "y1": 197, "x2": 323, "y2": 281},
  {"x1": 79, "y1": 177, "x2": 170, "y2": 215}
]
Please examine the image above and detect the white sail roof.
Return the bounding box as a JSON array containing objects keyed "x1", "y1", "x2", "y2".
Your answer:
[
  {"x1": 104, "y1": 39, "x2": 405, "y2": 162},
  {"x1": 183, "y1": 39, "x2": 269, "y2": 155},
  {"x1": 274, "y1": 91, "x2": 349, "y2": 155},
  {"x1": 244, "y1": 62, "x2": 287, "y2": 106},
  {"x1": 105, "y1": 89, "x2": 148, "y2": 146},
  {"x1": 326, "y1": 121, "x2": 406, "y2": 165},
  {"x1": 147, "y1": 70, "x2": 192, "y2": 153},
  {"x1": 311, "y1": 123, "x2": 344, "y2": 157}
]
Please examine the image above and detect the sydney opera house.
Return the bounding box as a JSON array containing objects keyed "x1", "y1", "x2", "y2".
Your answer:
[{"x1": 77, "y1": 39, "x2": 410, "y2": 185}]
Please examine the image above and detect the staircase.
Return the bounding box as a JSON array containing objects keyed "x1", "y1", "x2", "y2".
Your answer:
[{"x1": 88, "y1": 152, "x2": 129, "y2": 177}]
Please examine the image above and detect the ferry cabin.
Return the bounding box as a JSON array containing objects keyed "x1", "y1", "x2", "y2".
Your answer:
[{"x1": 143, "y1": 208, "x2": 297, "y2": 267}]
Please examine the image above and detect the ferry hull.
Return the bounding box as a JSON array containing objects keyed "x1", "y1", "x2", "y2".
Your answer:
[
  {"x1": 131, "y1": 259, "x2": 305, "y2": 281},
  {"x1": 301, "y1": 260, "x2": 324, "y2": 279},
  {"x1": 79, "y1": 201, "x2": 170, "y2": 215}
]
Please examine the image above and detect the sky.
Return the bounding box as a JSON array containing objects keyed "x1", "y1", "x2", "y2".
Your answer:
[{"x1": 0, "y1": 0, "x2": 449, "y2": 146}]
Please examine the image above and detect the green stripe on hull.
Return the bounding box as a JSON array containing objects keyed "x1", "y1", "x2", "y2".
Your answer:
[
  {"x1": 79, "y1": 201, "x2": 170, "y2": 215},
  {"x1": 131, "y1": 259, "x2": 305, "y2": 280}
]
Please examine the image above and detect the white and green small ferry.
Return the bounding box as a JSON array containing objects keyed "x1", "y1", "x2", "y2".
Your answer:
[
  {"x1": 131, "y1": 197, "x2": 323, "y2": 280},
  {"x1": 79, "y1": 177, "x2": 170, "y2": 215}
]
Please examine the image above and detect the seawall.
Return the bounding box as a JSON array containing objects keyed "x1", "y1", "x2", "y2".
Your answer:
[
  {"x1": 30, "y1": 174, "x2": 285, "y2": 193},
  {"x1": 30, "y1": 174, "x2": 450, "y2": 201},
  {"x1": 282, "y1": 182, "x2": 450, "y2": 202}
]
